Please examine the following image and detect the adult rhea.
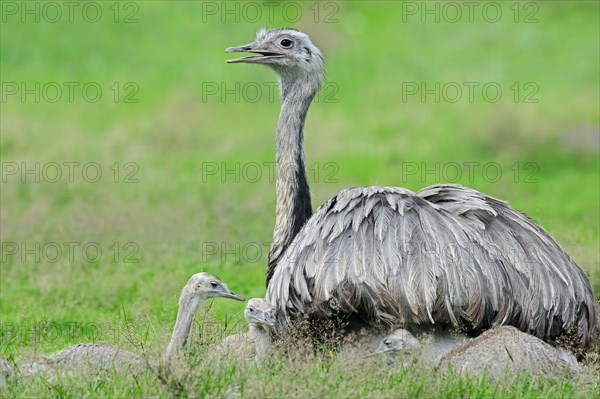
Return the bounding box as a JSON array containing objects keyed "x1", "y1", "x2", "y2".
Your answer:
[{"x1": 226, "y1": 28, "x2": 596, "y2": 349}]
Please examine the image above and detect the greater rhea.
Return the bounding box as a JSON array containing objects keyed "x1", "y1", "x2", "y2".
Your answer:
[
  {"x1": 245, "y1": 298, "x2": 276, "y2": 362},
  {"x1": 2, "y1": 273, "x2": 244, "y2": 381},
  {"x1": 369, "y1": 327, "x2": 469, "y2": 367},
  {"x1": 216, "y1": 298, "x2": 276, "y2": 363},
  {"x1": 439, "y1": 326, "x2": 579, "y2": 380},
  {"x1": 374, "y1": 326, "x2": 578, "y2": 379},
  {"x1": 226, "y1": 28, "x2": 597, "y2": 349},
  {"x1": 372, "y1": 329, "x2": 422, "y2": 367}
]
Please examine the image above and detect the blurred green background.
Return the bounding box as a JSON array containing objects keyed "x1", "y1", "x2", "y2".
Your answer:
[{"x1": 1, "y1": 0, "x2": 598, "y2": 359}]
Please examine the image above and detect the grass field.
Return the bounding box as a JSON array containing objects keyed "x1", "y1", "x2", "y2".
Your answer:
[{"x1": 1, "y1": 1, "x2": 599, "y2": 397}]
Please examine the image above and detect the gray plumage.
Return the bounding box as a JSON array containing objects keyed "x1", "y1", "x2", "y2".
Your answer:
[
  {"x1": 371, "y1": 329, "x2": 423, "y2": 367},
  {"x1": 18, "y1": 342, "x2": 144, "y2": 379},
  {"x1": 4, "y1": 273, "x2": 244, "y2": 381},
  {"x1": 0, "y1": 357, "x2": 12, "y2": 387},
  {"x1": 226, "y1": 29, "x2": 597, "y2": 350},
  {"x1": 372, "y1": 328, "x2": 468, "y2": 367},
  {"x1": 215, "y1": 298, "x2": 276, "y2": 363},
  {"x1": 245, "y1": 298, "x2": 276, "y2": 363},
  {"x1": 374, "y1": 326, "x2": 578, "y2": 380},
  {"x1": 439, "y1": 326, "x2": 579, "y2": 380},
  {"x1": 227, "y1": 28, "x2": 320, "y2": 286}
]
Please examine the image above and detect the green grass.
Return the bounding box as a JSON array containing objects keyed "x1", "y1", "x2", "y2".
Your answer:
[
  {"x1": 1, "y1": 355, "x2": 589, "y2": 399},
  {"x1": 1, "y1": 1, "x2": 599, "y2": 397}
]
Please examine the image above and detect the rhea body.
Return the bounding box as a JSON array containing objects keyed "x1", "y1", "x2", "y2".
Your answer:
[
  {"x1": 226, "y1": 28, "x2": 597, "y2": 349},
  {"x1": 439, "y1": 326, "x2": 579, "y2": 380},
  {"x1": 374, "y1": 327, "x2": 578, "y2": 379},
  {"x1": 2, "y1": 273, "x2": 244, "y2": 381}
]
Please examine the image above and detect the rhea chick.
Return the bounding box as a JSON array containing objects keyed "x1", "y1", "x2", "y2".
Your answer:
[
  {"x1": 215, "y1": 298, "x2": 276, "y2": 363},
  {"x1": 373, "y1": 329, "x2": 422, "y2": 367},
  {"x1": 245, "y1": 298, "x2": 276, "y2": 363},
  {"x1": 4, "y1": 273, "x2": 244, "y2": 382},
  {"x1": 372, "y1": 327, "x2": 472, "y2": 367}
]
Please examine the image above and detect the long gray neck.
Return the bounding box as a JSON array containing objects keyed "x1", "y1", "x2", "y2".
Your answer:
[
  {"x1": 163, "y1": 289, "x2": 200, "y2": 364},
  {"x1": 249, "y1": 324, "x2": 272, "y2": 363},
  {"x1": 266, "y1": 73, "x2": 320, "y2": 286}
]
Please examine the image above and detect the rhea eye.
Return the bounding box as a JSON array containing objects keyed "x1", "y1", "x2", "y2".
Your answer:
[
  {"x1": 210, "y1": 281, "x2": 218, "y2": 287},
  {"x1": 249, "y1": 308, "x2": 254, "y2": 312},
  {"x1": 384, "y1": 340, "x2": 391, "y2": 346},
  {"x1": 280, "y1": 38, "x2": 292, "y2": 48}
]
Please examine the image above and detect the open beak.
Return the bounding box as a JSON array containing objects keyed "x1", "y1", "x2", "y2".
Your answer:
[{"x1": 225, "y1": 42, "x2": 284, "y2": 64}]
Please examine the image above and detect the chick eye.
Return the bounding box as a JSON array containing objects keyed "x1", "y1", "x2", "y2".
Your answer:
[
  {"x1": 280, "y1": 38, "x2": 292, "y2": 48},
  {"x1": 210, "y1": 281, "x2": 218, "y2": 287}
]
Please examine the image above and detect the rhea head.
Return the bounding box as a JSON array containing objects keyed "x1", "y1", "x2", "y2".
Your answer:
[
  {"x1": 244, "y1": 298, "x2": 276, "y2": 327},
  {"x1": 226, "y1": 28, "x2": 325, "y2": 97},
  {"x1": 373, "y1": 329, "x2": 422, "y2": 366},
  {"x1": 184, "y1": 272, "x2": 245, "y2": 302}
]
